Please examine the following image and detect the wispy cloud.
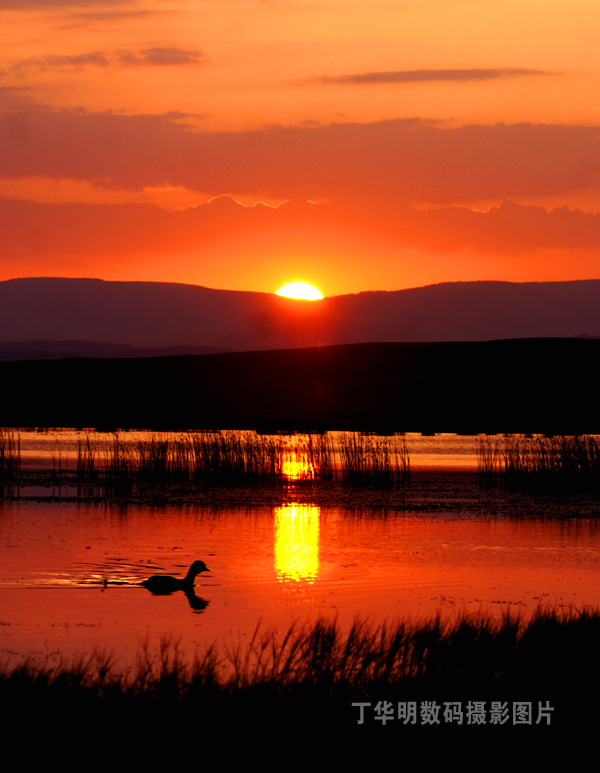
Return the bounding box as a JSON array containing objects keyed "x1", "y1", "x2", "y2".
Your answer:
[
  {"x1": 316, "y1": 68, "x2": 553, "y2": 85},
  {"x1": 0, "y1": 0, "x2": 132, "y2": 7},
  {"x1": 59, "y1": 9, "x2": 159, "y2": 29},
  {"x1": 0, "y1": 86, "x2": 33, "y2": 102},
  {"x1": 8, "y1": 46, "x2": 206, "y2": 72},
  {"x1": 116, "y1": 47, "x2": 205, "y2": 67}
]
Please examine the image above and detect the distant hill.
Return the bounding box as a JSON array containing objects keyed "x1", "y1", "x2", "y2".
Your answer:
[
  {"x1": 0, "y1": 340, "x2": 229, "y2": 361},
  {"x1": 1, "y1": 339, "x2": 598, "y2": 432},
  {"x1": 1, "y1": 277, "x2": 600, "y2": 356}
]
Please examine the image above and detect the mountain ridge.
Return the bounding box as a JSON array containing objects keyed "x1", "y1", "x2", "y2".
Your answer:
[{"x1": 2, "y1": 276, "x2": 599, "y2": 354}]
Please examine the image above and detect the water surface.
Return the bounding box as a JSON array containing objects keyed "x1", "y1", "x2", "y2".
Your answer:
[{"x1": 2, "y1": 495, "x2": 599, "y2": 668}]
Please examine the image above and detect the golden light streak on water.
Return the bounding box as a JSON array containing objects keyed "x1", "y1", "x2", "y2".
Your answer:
[{"x1": 273, "y1": 504, "x2": 320, "y2": 583}]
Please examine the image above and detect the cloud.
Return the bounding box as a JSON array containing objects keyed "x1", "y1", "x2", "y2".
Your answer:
[
  {"x1": 13, "y1": 52, "x2": 112, "y2": 70},
  {"x1": 0, "y1": 86, "x2": 34, "y2": 106},
  {"x1": 2, "y1": 197, "x2": 600, "y2": 294},
  {"x1": 0, "y1": 0, "x2": 132, "y2": 7},
  {"x1": 9, "y1": 46, "x2": 206, "y2": 72},
  {"x1": 381, "y1": 200, "x2": 600, "y2": 254},
  {"x1": 115, "y1": 47, "x2": 205, "y2": 67},
  {"x1": 316, "y1": 68, "x2": 553, "y2": 85},
  {"x1": 2, "y1": 195, "x2": 600, "y2": 265},
  {"x1": 62, "y1": 9, "x2": 156, "y2": 22},
  {"x1": 2, "y1": 108, "x2": 600, "y2": 209}
]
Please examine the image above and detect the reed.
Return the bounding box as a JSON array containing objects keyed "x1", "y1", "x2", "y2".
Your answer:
[
  {"x1": 76, "y1": 434, "x2": 96, "y2": 476},
  {"x1": 3, "y1": 429, "x2": 411, "y2": 490},
  {"x1": 73, "y1": 431, "x2": 291, "y2": 485},
  {"x1": 189, "y1": 431, "x2": 286, "y2": 481},
  {"x1": 0, "y1": 429, "x2": 20, "y2": 477},
  {"x1": 337, "y1": 432, "x2": 410, "y2": 487},
  {"x1": 476, "y1": 435, "x2": 503, "y2": 484},
  {"x1": 478, "y1": 434, "x2": 600, "y2": 491}
]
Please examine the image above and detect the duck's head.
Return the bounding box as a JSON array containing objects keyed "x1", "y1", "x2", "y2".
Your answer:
[{"x1": 190, "y1": 560, "x2": 210, "y2": 574}]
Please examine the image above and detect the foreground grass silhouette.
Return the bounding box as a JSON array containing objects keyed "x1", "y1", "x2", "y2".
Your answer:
[{"x1": 2, "y1": 607, "x2": 598, "y2": 741}]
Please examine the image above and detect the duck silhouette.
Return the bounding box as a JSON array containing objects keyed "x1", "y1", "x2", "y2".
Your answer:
[{"x1": 141, "y1": 560, "x2": 210, "y2": 595}]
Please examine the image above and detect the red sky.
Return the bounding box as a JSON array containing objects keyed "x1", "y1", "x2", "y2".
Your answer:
[{"x1": 2, "y1": 0, "x2": 600, "y2": 296}]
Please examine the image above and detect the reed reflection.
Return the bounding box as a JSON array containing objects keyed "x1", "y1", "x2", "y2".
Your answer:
[{"x1": 274, "y1": 504, "x2": 320, "y2": 583}]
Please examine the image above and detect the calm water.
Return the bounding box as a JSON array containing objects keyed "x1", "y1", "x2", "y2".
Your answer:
[{"x1": 2, "y1": 460, "x2": 600, "y2": 668}]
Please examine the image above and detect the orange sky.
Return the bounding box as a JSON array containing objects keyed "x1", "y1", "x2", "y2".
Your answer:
[{"x1": 2, "y1": 0, "x2": 600, "y2": 296}]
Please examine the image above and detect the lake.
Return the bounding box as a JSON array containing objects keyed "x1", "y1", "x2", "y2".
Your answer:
[{"x1": 2, "y1": 432, "x2": 600, "y2": 670}]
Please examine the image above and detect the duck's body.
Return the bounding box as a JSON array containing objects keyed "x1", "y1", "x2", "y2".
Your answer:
[{"x1": 141, "y1": 560, "x2": 210, "y2": 595}]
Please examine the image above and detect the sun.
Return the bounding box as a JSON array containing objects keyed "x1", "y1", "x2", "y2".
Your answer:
[{"x1": 275, "y1": 282, "x2": 323, "y2": 300}]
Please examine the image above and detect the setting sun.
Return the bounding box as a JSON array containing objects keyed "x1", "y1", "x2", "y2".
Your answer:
[{"x1": 275, "y1": 282, "x2": 323, "y2": 300}]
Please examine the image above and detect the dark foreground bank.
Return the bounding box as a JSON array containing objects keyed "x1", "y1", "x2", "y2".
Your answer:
[
  {"x1": 2, "y1": 608, "x2": 597, "y2": 748},
  {"x1": 1, "y1": 338, "x2": 599, "y2": 433}
]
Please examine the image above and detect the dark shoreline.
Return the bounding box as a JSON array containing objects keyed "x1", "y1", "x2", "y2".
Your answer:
[
  {"x1": 2, "y1": 609, "x2": 596, "y2": 750},
  {"x1": 5, "y1": 472, "x2": 600, "y2": 519},
  {"x1": 1, "y1": 338, "x2": 599, "y2": 433}
]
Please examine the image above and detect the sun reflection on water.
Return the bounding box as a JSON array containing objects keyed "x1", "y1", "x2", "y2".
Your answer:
[
  {"x1": 274, "y1": 504, "x2": 320, "y2": 583},
  {"x1": 281, "y1": 456, "x2": 308, "y2": 480},
  {"x1": 280, "y1": 446, "x2": 315, "y2": 480}
]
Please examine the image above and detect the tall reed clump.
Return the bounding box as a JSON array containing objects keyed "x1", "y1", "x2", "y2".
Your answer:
[
  {"x1": 298, "y1": 432, "x2": 334, "y2": 481},
  {"x1": 476, "y1": 435, "x2": 504, "y2": 487},
  {"x1": 337, "y1": 432, "x2": 410, "y2": 487},
  {"x1": 187, "y1": 431, "x2": 336, "y2": 483},
  {"x1": 190, "y1": 431, "x2": 287, "y2": 481},
  {"x1": 0, "y1": 429, "x2": 20, "y2": 478},
  {"x1": 76, "y1": 434, "x2": 96, "y2": 477},
  {"x1": 74, "y1": 431, "x2": 401, "y2": 488},
  {"x1": 75, "y1": 431, "x2": 292, "y2": 486},
  {"x1": 478, "y1": 434, "x2": 600, "y2": 492},
  {"x1": 13, "y1": 429, "x2": 411, "y2": 491}
]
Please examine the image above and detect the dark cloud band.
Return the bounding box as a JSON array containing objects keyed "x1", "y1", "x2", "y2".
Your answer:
[
  {"x1": 317, "y1": 68, "x2": 552, "y2": 85},
  {"x1": 9, "y1": 46, "x2": 205, "y2": 72},
  {"x1": 0, "y1": 0, "x2": 131, "y2": 8}
]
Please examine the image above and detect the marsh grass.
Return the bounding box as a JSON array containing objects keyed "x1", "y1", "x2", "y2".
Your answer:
[
  {"x1": 2, "y1": 429, "x2": 410, "y2": 491},
  {"x1": 0, "y1": 429, "x2": 20, "y2": 477},
  {"x1": 291, "y1": 432, "x2": 335, "y2": 481},
  {"x1": 338, "y1": 432, "x2": 411, "y2": 487},
  {"x1": 478, "y1": 434, "x2": 600, "y2": 492},
  {"x1": 3, "y1": 608, "x2": 596, "y2": 721}
]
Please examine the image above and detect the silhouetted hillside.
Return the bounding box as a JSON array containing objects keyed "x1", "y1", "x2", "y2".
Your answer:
[
  {"x1": 0, "y1": 340, "x2": 229, "y2": 361},
  {"x1": 2, "y1": 277, "x2": 600, "y2": 353},
  {"x1": 1, "y1": 339, "x2": 598, "y2": 432}
]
